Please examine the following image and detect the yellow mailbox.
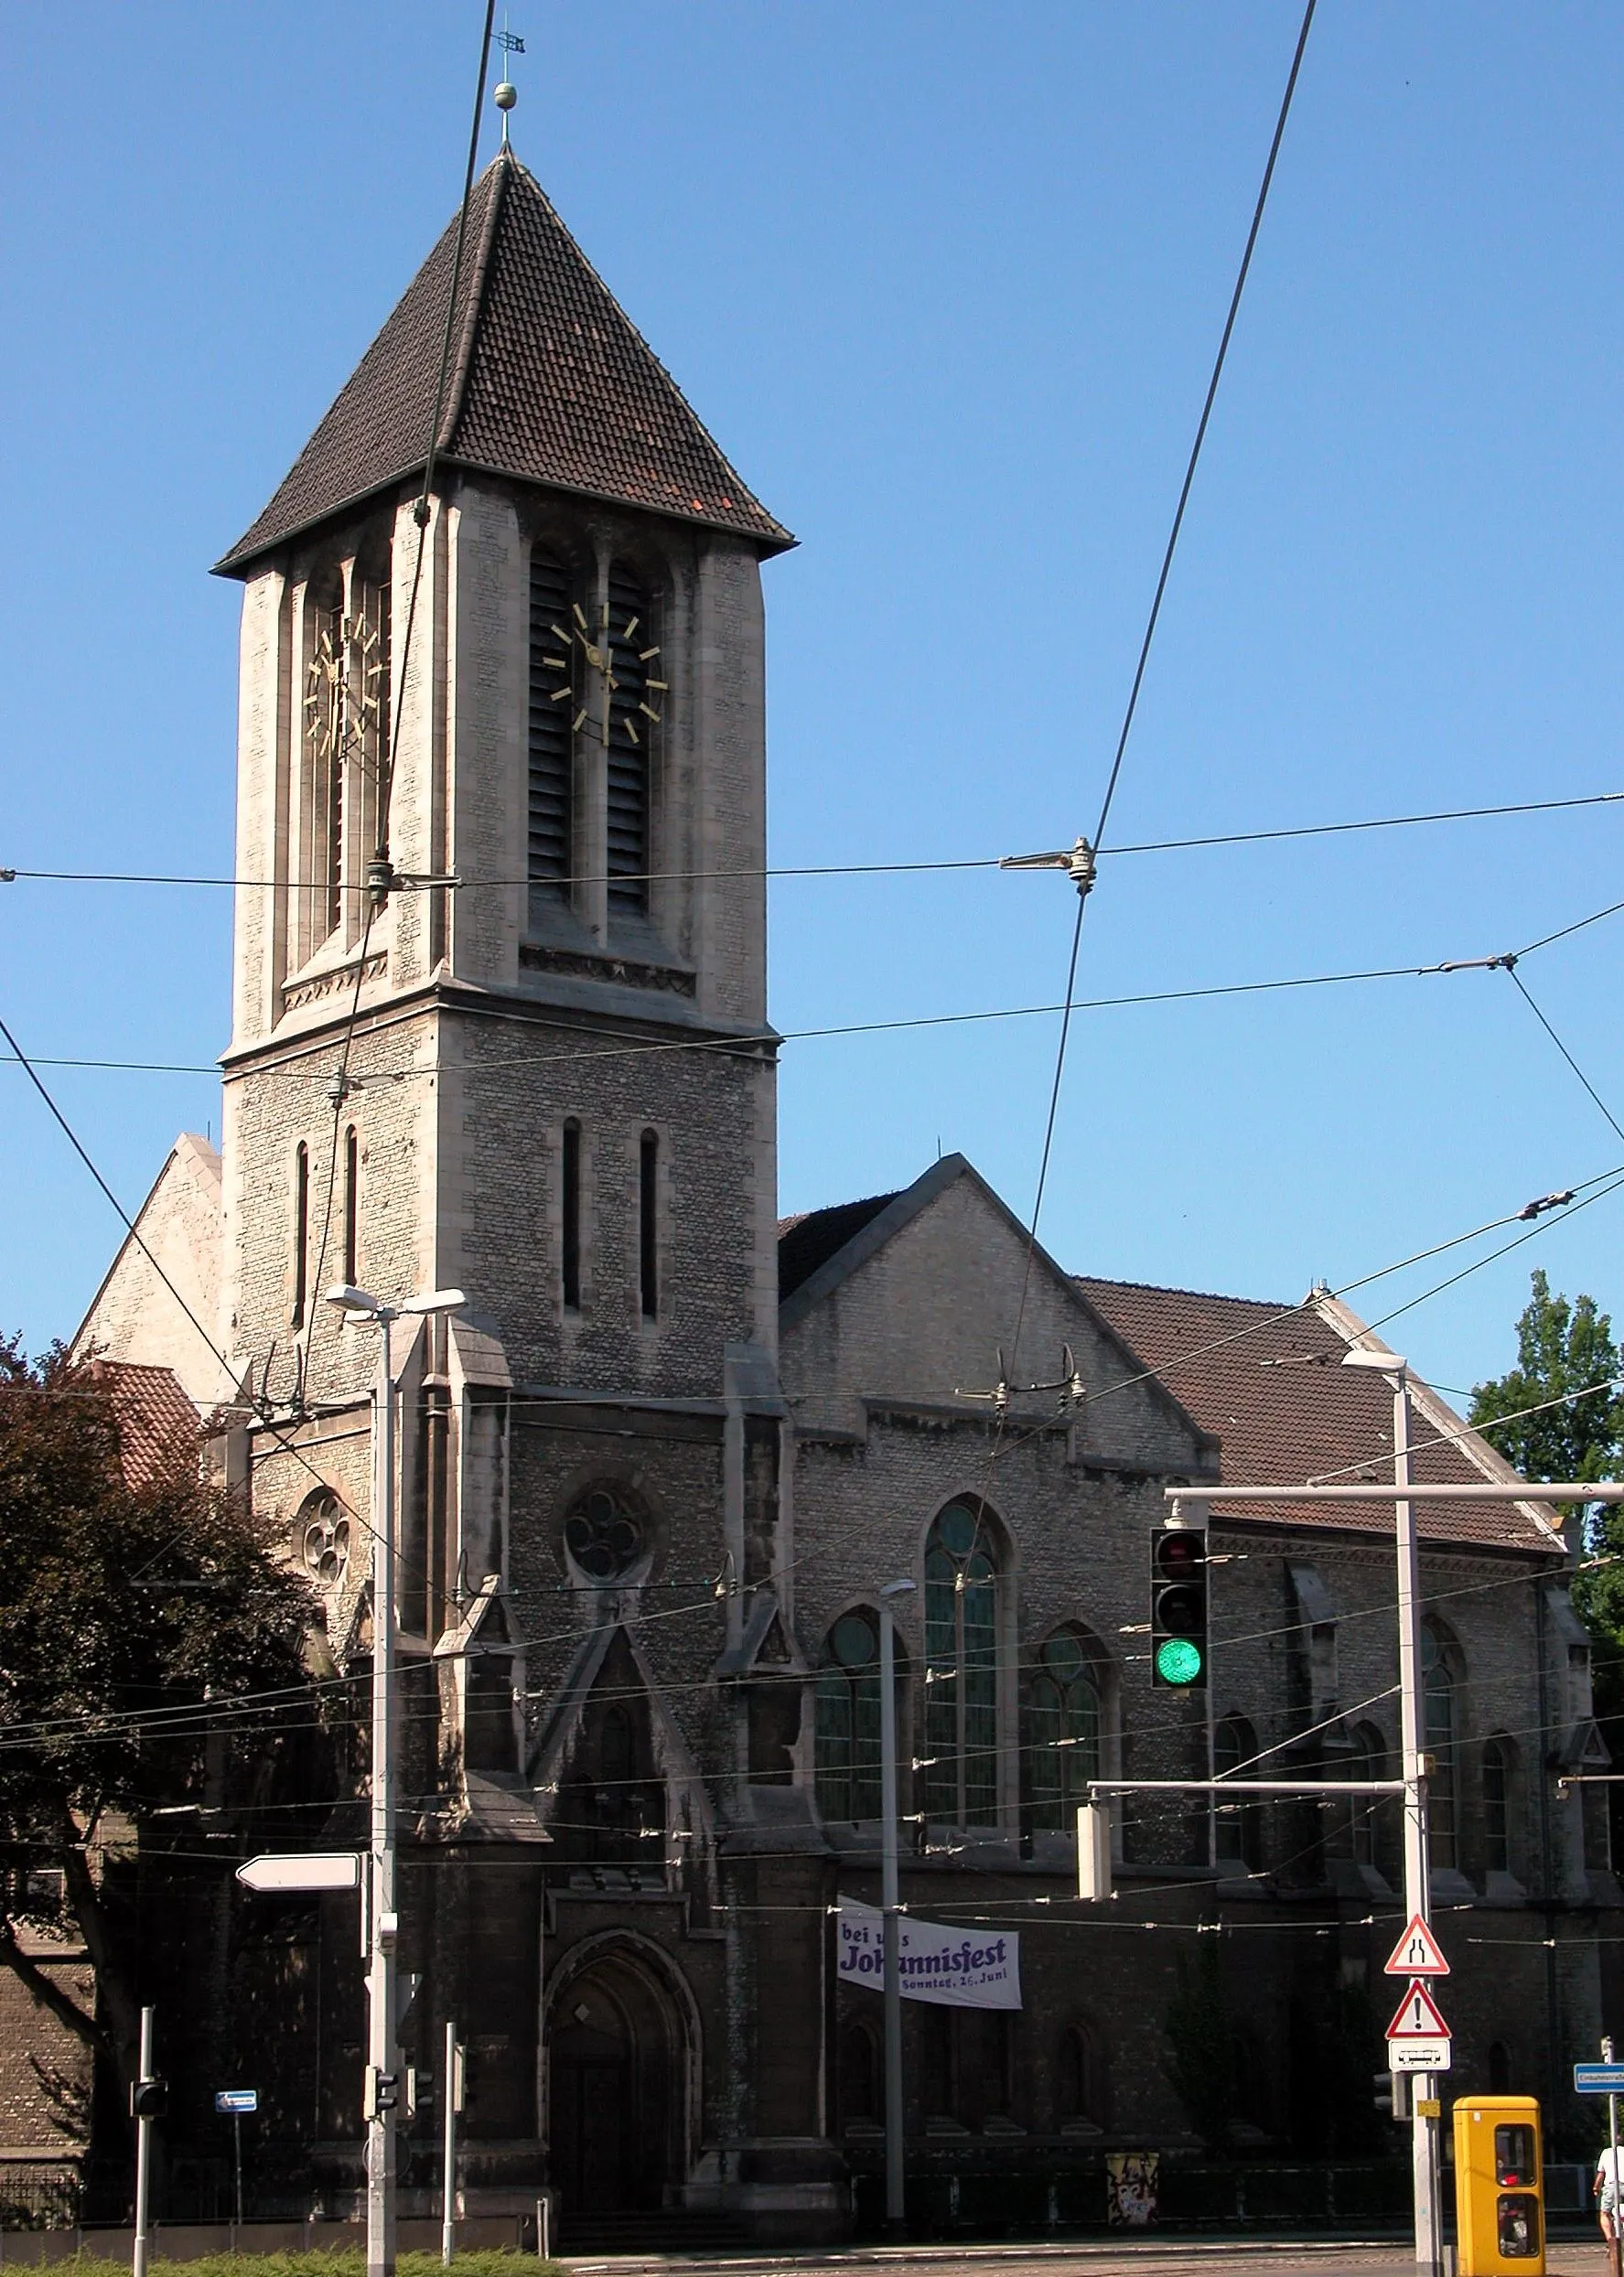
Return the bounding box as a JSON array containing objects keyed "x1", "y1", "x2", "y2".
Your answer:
[{"x1": 1453, "y1": 2096, "x2": 1544, "y2": 2274}]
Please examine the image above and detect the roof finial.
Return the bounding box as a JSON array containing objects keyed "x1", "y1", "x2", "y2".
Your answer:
[{"x1": 494, "y1": 19, "x2": 523, "y2": 146}]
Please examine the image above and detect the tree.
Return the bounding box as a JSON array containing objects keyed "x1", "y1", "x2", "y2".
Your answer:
[
  {"x1": 1162, "y1": 1942, "x2": 1237, "y2": 2153},
  {"x1": 0, "y1": 1338, "x2": 316, "y2": 2086},
  {"x1": 1468, "y1": 1270, "x2": 1624, "y2": 1493},
  {"x1": 1469, "y1": 1273, "x2": 1624, "y2": 1812}
]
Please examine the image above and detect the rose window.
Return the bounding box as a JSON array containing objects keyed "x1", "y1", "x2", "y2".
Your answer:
[
  {"x1": 564, "y1": 1486, "x2": 646, "y2": 1582},
  {"x1": 299, "y1": 1492, "x2": 350, "y2": 1585}
]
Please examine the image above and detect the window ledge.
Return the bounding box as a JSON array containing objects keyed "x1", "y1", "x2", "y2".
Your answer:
[{"x1": 519, "y1": 938, "x2": 696, "y2": 999}]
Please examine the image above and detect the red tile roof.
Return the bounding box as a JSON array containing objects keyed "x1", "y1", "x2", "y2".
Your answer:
[
  {"x1": 779, "y1": 1192, "x2": 900, "y2": 1302},
  {"x1": 217, "y1": 153, "x2": 790, "y2": 574},
  {"x1": 1075, "y1": 1277, "x2": 1562, "y2": 1556},
  {"x1": 91, "y1": 1362, "x2": 201, "y2": 1490}
]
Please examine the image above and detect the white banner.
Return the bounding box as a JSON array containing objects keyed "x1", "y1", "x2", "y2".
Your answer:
[{"x1": 836, "y1": 1897, "x2": 1021, "y2": 2009}]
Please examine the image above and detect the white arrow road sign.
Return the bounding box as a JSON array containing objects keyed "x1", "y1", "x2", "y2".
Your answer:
[
  {"x1": 1387, "y1": 1978, "x2": 1451, "y2": 2043},
  {"x1": 236, "y1": 1852, "x2": 360, "y2": 1894},
  {"x1": 1383, "y1": 1913, "x2": 1450, "y2": 1978}
]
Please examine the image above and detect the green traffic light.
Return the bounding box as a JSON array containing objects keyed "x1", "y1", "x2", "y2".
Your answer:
[{"x1": 1155, "y1": 1637, "x2": 1204, "y2": 1685}]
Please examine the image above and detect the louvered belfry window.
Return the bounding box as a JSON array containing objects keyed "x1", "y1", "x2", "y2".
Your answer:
[
  {"x1": 528, "y1": 553, "x2": 576, "y2": 893},
  {"x1": 605, "y1": 564, "x2": 661, "y2": 912}
]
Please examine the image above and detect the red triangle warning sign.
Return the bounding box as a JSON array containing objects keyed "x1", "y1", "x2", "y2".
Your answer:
[
  {"x1": 1386, "y1": 1979, "x2": 1451, "y2": 2042},
  {"x1": 1382, "y1": 1914, "x2": 1450, "y2": 1978}
]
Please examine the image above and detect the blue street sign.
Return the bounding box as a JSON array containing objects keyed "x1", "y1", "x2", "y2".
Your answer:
[
  {"x1": 214, "y1": 2089, "x2": 258, "y2": 2115},
  {"x1": 1574, "y1": 2065, "x2": 1624, "y2": 2094}
]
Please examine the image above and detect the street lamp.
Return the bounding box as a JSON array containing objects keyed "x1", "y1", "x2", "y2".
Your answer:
[
  {"x1": 326, "y1": 1284, "x2": 466, "y2": 2277},
  {"x1": 877, "y1": 1574, "x2": 916, "y2": 2239},
  {"x1": 1342, "y1": 1345, "x2": 1442, "y2": 2277}
]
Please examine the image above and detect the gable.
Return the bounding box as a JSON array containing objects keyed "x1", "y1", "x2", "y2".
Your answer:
[
  {"x1": 778, "y1": 1155, "x2": 1210, "y2": 1471},
  {"x1": 72, "y1": 1134, "x2": 232, "y2": 1411}
]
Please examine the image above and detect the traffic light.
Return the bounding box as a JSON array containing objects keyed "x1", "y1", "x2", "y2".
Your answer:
[
  {"x1": 363, "y1": 2068, "x2": 400, "y2": 2121},
  {"x1": 1149, "y1": 1521, "x2": 1208, "y2": 1687},
  {"x1": 129, "y1": 2078, "x2": 168, "y2": 2120},
  {"x1": 1372, "y1": 2069, "x2": 1410, "y2": 2122}
]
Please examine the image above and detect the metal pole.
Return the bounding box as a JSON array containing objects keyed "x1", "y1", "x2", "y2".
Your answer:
[
  {"x1": 233, "y1": 2112, "x2": 243, "y2": 2232},
  {"x1": 1392, "y1": 1370, "x2": 1441, "y2": 2277},
  {"x1": 132, "y1": 2006, "x2": 155, "y2": 2277},
  {"x1": 368, "y1": 1316, "x2": 399, "y2": 2277},
  {"x1": 879, "y1": 1601, "x2": 905, "y2": 2238},
  {"x1": 442, "y1": 2020, "x2": 457, "y2": 2265},
  {"x1": 1606, "y1": 2035, "x2": 1622, "y2": 2277}
]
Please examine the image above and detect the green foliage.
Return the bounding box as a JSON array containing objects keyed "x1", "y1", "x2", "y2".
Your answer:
[
  {"x1": 0, "y1": 1338, "x2": 317, "y2": 2065},
  {"x1": 1161, "y1": 1941, "x2": 1236, "y2": 2153},
  {"x1": 0, "y1": 1338, "x2": 313, "y2": 1839},
  {"x1": 1468, "y1": 1273, "x2": 1624, "y2": 1829},
  {"x1": 1468, "y1": 1269, "x2": 1624, "y2": 1498}
]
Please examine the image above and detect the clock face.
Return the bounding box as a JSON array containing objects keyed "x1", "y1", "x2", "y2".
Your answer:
[
  {"x1": 304, "y1": 610, "x2": 383, "y2": 768},
  {"x1": 538, "y1": 598, "x2": 667, "y2": 746}
]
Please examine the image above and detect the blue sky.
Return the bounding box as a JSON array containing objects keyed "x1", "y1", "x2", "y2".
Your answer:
[{"x1": 2, "y1": 3, "x2": 1621, "y2": 1401}]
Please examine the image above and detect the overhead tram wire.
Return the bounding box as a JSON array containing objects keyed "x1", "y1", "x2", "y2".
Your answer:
[
  {"x1": 0, "y1": 1005, "x2": 470, "y2": 1618},
  {"x1": 9, "y1": 971, "x2": 1617, "y2": 1634},
  {"x1": 995, "y1": 0, "x2": 1319, "y2": 1411},
  {"x1": 7, "y1": 1509, "x2": 1614, "y2": 1759},
  {"x1": 293, "y1": 1, "x2": 498, "y2": 1421},
  {"x1": 21, "y1": 882, "x2": 1624, "y2": 1090},
  {"x1": 1502, "y1": 965, "x2": 1624, "y2": 1151},
  {"x1": 0, "y1": 1011, "x2": 231, "y2": 1385},
  {"x1": 5, "y1": 785, "x2": 1621, "y2": 896},
  {"x1": 907, "y1": 0, "x2": 1320, "y2": 1745}
]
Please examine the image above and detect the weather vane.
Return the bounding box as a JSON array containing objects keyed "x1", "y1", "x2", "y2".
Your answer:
[{"x1": 493, "y1": 21, "x2": 524, "y2": 145}]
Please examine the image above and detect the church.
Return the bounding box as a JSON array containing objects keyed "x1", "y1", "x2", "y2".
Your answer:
[{"x1": 40, "y1": 148, "x2": 1619, "y2": 2244}]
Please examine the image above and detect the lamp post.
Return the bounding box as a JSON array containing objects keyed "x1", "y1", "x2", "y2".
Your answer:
[
  {"x1": 326, "y1": 1283, "x2": 466, "y2": 2277},
  {"x1": 878, "y1": 1574, "x2": 916, "y2": 2240},
  {"x1": 1342, "y1": 1348, "x2": 1441, "y2": 2277}
]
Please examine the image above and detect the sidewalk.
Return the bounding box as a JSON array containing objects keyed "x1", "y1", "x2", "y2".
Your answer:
[{"x1": 563, "y1": 2243, "x2": 1614, "y2": 2277}]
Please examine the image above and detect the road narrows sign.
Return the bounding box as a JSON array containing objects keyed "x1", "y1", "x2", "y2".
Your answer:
[
  {"x1": 1383, "y1": 1914, "x2": 1450, "y2": 1979},
  {"x1": 1387, "y1": 1979, "x2": 1451, "y2": 2043}
]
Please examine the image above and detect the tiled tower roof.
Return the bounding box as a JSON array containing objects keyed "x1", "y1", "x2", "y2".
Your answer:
[{"x1": 216, "y1": 151, "x2": 791, "y2": 575}]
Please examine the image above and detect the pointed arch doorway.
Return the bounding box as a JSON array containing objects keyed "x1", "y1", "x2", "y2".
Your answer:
[{"x1": 545, "y1": 1939, "x2": 695, "y2": 2217}]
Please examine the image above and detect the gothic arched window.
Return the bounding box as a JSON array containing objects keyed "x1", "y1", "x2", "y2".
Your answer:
[
  {"x1": 528, "y1": 551, "x2": 576, "y2": 897},
  {"x1": 301, "y1": 563, "x2": 389, "y2": 954},
  {"x1": 1347, "y1": 1720, "x2": 1388, "y2": 1868},
  {"x1": 605, "y1": 564, "x2": 660, "y2": 914},
  {"x1": 1027, "y1": 1628, "x2": 1102, "y2": 1832},
  {"x1": 924, "y1": 1500, "x2": 1000, "y2": 1828},
  {"x1": 1215, "y1": 1714, "x2": 1264, "y2": 1872},
  {"x1": 1056, "y1": 2020, "x2": 1105, "y2": 2131},
  {"x1": 1423, "y1": 1623, "x2": 1458, "y2": 1870},
  {"x1": 815, "y1": 1610, "x2": 882, "y2": 1822},
  {"x1": 291, "y1": 1141, "x2": 310, "y2": 1331},
  {"x1": 1483, "y1": 1735, "x2": 1512, "y2": 1875},
  {"x1": 342, "y1": 1123, "x2": 359, "y2": 1288},
  {"x1": 303, "y1": 574, "x2": 344, "y2": 947},
  {"x1": 838, "y1": 2019, "x2": 880, "y2": 2132}
]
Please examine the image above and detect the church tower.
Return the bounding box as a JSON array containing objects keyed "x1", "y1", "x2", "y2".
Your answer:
[
  {"x1": 209, "y1": 156, "x2": 837, "y2": 2239},
  {"x1": 218, "y1": 151, "x2": 790, "y2": 1420},
  {"x1": 216, "y1": 151, "x2": 794, "y2": 1629}
]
